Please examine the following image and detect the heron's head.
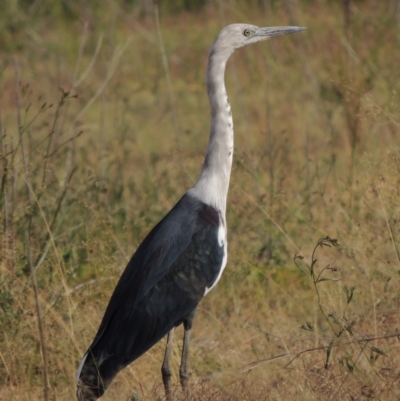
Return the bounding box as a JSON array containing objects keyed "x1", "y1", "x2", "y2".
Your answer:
[{"x1": 212, "y1": 23, "x2": 306, "y2": 55}]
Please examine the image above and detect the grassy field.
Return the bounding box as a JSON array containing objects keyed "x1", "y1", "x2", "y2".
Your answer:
[{"x1": 1, "y1": 0, "x2": 400, "y2": 400}]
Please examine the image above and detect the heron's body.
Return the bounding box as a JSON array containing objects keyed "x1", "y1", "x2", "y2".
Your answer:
[
  {"x1": 77, "y1": 194, "x2": 225, "y2": 393},
  {"x1": 77, "y1": 23, "x2": 305, "y2": 401}
]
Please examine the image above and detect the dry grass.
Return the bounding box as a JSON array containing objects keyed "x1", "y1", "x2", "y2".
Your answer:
[{"x1": 1, "y1": 0, "x2": 400, "y2": 400}]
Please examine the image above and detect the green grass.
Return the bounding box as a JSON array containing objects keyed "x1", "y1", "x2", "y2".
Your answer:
[{"x1": 1, "y1": 0, "x2": 400, "y2": 400}]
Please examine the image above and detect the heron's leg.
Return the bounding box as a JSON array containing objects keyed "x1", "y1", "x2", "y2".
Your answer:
[
  {"x1": 180, "y1": 308, "x2": 197, "y2": 397},
  {"x1": 162, "y1": 328, "x2": 175, "y2": 401}
]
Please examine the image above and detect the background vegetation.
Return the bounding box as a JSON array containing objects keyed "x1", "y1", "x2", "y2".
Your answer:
[{"x1": 1, "y1": 0, "x2": 400, "y2": 400}]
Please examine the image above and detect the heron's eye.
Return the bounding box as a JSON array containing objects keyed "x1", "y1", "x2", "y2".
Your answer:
[{"x1": 243, "y1": 29, "x2": 251, "y2": 37}]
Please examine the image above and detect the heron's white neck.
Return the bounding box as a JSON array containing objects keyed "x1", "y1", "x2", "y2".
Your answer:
[{"x1": 189, "y1": 47, "x2": 234, "y2": 216}]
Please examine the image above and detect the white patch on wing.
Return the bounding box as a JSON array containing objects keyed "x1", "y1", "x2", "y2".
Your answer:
[
  {"x1": 217, "y1": 221, "x2": 225, "y2": 246},
  {"x1": 204, "y1": 220, "x2": 228, "y2": 295}
]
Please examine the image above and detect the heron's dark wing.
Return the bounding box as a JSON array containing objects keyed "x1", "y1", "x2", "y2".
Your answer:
[
  {"x1": 90, "y1": 194, "x2": 196, "y2": 343},
  {"x1": 87, "y1": 193, "x2": 223, "y2": 350}
]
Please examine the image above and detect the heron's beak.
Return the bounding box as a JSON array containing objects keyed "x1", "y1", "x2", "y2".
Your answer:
[{"x1": 257, "y1": 26, "x2": 306, "y2": 39}]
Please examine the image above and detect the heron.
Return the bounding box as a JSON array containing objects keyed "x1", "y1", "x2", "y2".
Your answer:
[{"x1": 76, "y1": 23, "x2": 305, "y2": 401}]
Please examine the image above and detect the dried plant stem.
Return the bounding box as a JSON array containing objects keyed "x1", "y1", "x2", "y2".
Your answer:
[
  {"x1": 154, "y1": 6, "x2": 180, "y2": 149},
  {"x1": 26, "y1": 229, "x2": 50, "y2": 401},
  {"x1": 73, "y1": 27, "x2": 103, "y2": 88},
  {"x1": 73, "y1": 37, "x2": 131, "y2": 125},
  {"x1": 238, "y1": 185, "x2": 301, "y2": 256},
  {"x1": 13, "y1": 57, "x2": 31, "y2": 203},
  {"x1": 366, "y1": 155, "x2": 400, "y2": 265},
  {"x1": 343, "y1": 0, "x2": 351, "y2": 39},
  {"x1": 34, "y1": 166, "x2": 76, "y2": 269},
  {"x1": 241, "y1": 332, "x2": 395, "y2": 373}
]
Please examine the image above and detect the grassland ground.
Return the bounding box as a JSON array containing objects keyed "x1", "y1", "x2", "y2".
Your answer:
[{"x1": 1, "y1": 1, "x2": 400, "y2": 400}]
